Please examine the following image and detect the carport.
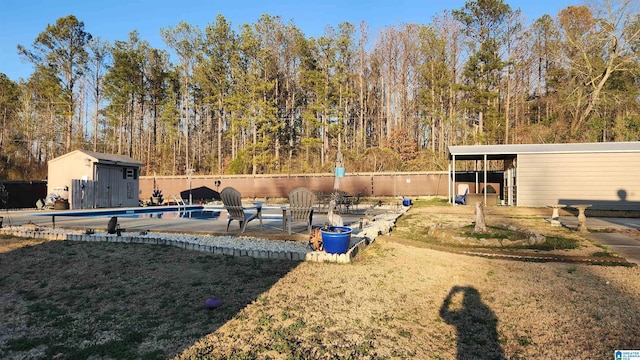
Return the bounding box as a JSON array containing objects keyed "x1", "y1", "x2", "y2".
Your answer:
[
  {"x1": 448, "y1": 145, "x2": 515, "y2": 207},
  {"x1": 448, "y1": 142, "x2": 640, "y2": 210}
]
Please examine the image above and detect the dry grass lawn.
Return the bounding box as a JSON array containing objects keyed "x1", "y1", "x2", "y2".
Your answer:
[{"x1": 1, "y1": 202, "x2": 639, "y2": 359}]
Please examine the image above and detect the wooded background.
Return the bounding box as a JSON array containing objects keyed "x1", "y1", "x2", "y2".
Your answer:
[{"x1": 1, "y1": 0, "x2": 638, "y2": 180}]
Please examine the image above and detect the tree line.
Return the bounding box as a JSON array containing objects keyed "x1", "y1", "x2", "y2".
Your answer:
[{"x1": 1, "y1": 0, "x2": 638, "y2": 180}]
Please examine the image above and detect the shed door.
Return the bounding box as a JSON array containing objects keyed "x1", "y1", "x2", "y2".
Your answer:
[{"x1": 95, "y1": 166, "x2": 122, "y2": 208}]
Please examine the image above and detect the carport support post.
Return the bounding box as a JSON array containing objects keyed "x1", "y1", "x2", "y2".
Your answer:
[
  {"x1": 475, "y1": 172, "x2": 479, "y2": 198},
  {"x1": 447, "y1": 163, "x2": 450, "y2": 203},
  {"x1": 484, "y1": 154, "x2": 487, "y2": 206},
  {"x1": 52, "y1": 215, "x2": 55, "y2": 229},
  {"x1": 450, "y1": 159, "x2": 456, "y2": 204}
]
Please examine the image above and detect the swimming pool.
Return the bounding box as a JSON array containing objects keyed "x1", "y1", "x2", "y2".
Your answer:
[
  {"x1": 34, "y1": 205, "x2": 205, "y2": 218},
  {"x1": 33, "y1": 205, "x2": 284, "y2": 221},
  {"x1": 121, "y1": 208, "x2": 222, "y2": 220}
]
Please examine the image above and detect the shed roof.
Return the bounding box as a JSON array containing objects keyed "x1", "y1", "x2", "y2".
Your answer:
[
  {"x1": 49, "y1": 150, "x2": 144, "y2": 167},
  {"x1": 448, "y1": 142, "x2": 640, "y2": 161}
]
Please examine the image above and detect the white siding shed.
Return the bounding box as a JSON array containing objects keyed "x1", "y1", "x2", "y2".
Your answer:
[{"x1": 48, "y1": 150, "x2": 144, "y2": 209}]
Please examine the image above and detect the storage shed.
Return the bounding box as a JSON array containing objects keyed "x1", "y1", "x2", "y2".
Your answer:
[
  {"x1": 48, "y1": 150, "x2": 144, "y2": 209},
  {"x1": 448, "y1": 142, "x2": 640, "y2": 210}
]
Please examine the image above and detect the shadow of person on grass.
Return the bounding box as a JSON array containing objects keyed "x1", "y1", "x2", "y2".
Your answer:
[{"x1": 440, "y1": 286, "x2": 505, "y2": 360}]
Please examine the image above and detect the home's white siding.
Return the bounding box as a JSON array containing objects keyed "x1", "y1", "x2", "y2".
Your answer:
[{"x1": 517, "y1": 153, "x2": 640, "y2": 210}]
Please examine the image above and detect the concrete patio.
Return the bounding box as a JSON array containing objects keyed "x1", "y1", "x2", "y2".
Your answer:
[{"x1": 0, "y1": 203, "x2": 386, "y2": 242}]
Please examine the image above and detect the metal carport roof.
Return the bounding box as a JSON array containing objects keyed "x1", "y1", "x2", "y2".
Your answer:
[{"x1": 448, "y1": 142, "x2": 640, "y2": 161}]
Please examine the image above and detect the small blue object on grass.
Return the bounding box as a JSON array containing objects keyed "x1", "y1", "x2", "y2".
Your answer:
[{"x1": 205, "y1": 297, "x2": 222, "y2": 309}]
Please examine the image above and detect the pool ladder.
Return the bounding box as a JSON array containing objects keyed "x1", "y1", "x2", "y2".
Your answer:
[{"x1": 171, "y1": 194, "x2": 186, "y2": 211}]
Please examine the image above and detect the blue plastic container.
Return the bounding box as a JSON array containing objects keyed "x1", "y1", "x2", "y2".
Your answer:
[
  {"x1": 334, "y1": 167, "x2": 346, "y2": 177},
  {"x1": 402, "y1": 198, "x2": 412, "y2": 206},
  {"x1": 321, "y1": 226, "x2": 352, "y2": 254}
]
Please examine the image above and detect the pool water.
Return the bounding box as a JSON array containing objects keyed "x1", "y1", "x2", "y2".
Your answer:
[
  {"x1": 38, "y1": 205, "x2": 283, "y2": 222},
  {"x1": 123, "y1": 209, "x2": 222, "y2": 220}
]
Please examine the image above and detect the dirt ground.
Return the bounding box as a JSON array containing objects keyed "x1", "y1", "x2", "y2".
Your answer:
[
  {"x1": 1, "y1": 204, "x2": 639, "y2": 359},
  {"x1": 175, "y1": 205, "x2": 640, "y2": 359}
]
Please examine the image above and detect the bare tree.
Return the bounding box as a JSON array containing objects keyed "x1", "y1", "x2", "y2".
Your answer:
[
  {"x1": 558, "y1": 0, "x2": 640, "y2": 135},
  {"x1": 161, "y1": 21, "x2": 202, "y2": 174},
  {"x1": 86, "y1": 37, "x2": 110, "y2": 151},
  {"x1": 18, "y1": 15, "x2": 92, "y2": 152}
]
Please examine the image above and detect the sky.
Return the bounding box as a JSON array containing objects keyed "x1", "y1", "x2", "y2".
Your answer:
[{"x1": 0, "y1": 0, "x2": 579, "y2": 82}]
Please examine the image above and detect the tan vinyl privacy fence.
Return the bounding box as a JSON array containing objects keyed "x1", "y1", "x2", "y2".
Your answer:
[{"x1": 139, "y1": 172, "x2": 459, "y2": 202}]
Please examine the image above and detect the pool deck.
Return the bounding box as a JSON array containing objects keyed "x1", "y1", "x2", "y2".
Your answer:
[
  {"x1": 0, "y1": 204, "x2": 374, "y2": 242},
  {"x1": 3, "y1": 205, "x2": 640, "y2": 265}
]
